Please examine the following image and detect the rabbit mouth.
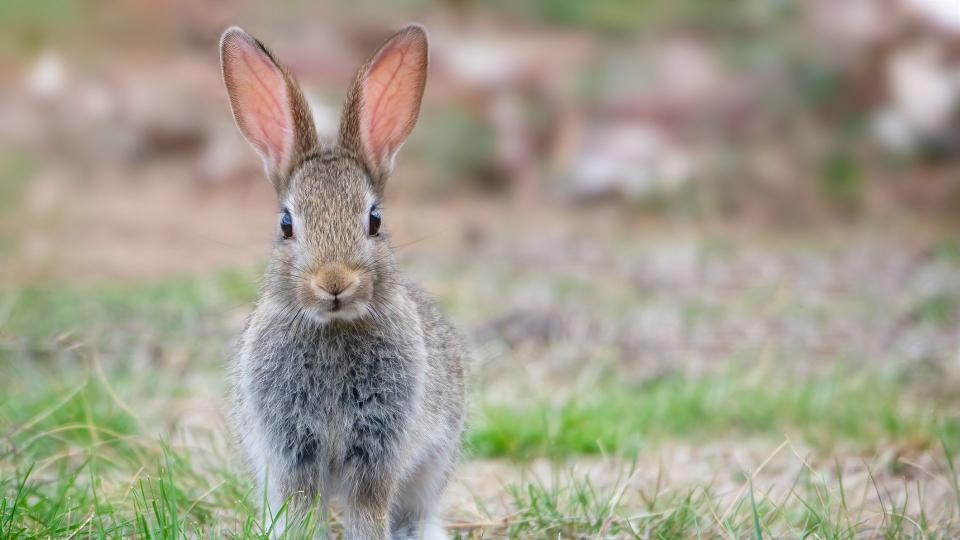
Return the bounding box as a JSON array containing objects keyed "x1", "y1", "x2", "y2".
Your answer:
[{"x1": 302, "y1": 300, "x2": 367, "y2": 325}]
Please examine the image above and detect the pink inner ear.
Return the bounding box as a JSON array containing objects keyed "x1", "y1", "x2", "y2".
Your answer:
[
  {"x1": 360, "y1": 32, "x2": 427, "y2": 167},
  {"x1": 223, "y1": 32, "x2": 294, "y2": 172}
]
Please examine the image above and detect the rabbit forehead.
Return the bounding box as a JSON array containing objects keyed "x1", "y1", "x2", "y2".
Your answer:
[
  {"x1": 289, "y1": 151, "x2": 370, "y2": 207},
  {"x1": 285, "y1": 154, "x2": 372, "y2": 253}
]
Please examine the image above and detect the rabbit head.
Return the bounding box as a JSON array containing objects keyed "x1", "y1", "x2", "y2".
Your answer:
[{"x1": 220, "y1": 25, "x2": 429, "y2": 324}]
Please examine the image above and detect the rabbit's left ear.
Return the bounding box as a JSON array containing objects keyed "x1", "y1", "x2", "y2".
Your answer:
[
  {"x1": 221, "y1": 27, "x2": 317, "y2": 195},
  {"x1": 339, "y1": 24, "x2": 429, "y2": 189}
]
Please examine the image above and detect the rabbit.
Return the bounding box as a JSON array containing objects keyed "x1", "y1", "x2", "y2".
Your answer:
[{"x1": 219, "y1": 24, "x2": 466, "y2": 539}]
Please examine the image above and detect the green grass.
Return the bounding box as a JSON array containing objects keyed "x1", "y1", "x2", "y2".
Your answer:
[
  {"x1": 3, "y1": 351, "x2": 958, "y2": 537},
  {"x1": 486, "y1": 0, "x2": 766, "y2": 34},
  {"x1": 0, "y1": 153, "x2": 36, "y2": 259},
  {"x1": 3, "y1": 270, "x2": 960, "y2": 536},
  {"x1": 0, "y1": 268, "x2": 258, "y2": 346},
  {"x1": 4, "y1": 371, "x2": 959, "y2": 539},
  {"x1": 469, "y1": 369, "x2": 960, "y2": 459}
]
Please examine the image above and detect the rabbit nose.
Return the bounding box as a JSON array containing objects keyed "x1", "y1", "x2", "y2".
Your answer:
[
  {"x1": 310, "y1": 265, "x2": 358, "y2": 300},
  {"x1": 324, "y1": 284, "x2": 345, "y2": 296}
]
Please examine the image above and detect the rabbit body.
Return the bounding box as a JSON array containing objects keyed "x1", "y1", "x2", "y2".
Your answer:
[
  {"x1": 219, "y1": 24, "x2": 465, "y2": 539},
  {"x1": 235, "y1": 276, "x2": 464, "y2": 539}
]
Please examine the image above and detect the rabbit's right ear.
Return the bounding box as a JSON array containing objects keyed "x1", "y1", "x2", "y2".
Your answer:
[{"x1": 220, "y1": 27, "x2": 317, "y2": 194}]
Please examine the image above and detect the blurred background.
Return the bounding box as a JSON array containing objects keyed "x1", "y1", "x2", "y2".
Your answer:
[
  {"x1": 2, "y1": 0, "x2": 960, "y2": 536},
  {"x1": 1, "y1": 0, "x2": 960, "y2": 280}
]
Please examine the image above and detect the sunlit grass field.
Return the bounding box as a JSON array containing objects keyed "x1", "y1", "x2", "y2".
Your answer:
[{"x1": 3, "y1": 224, "x2": 960, "y2": 537}]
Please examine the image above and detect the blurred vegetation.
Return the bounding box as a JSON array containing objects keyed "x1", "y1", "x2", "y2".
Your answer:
[
  {"x1": 489, "y1": 0, "x2": 790, "y2": 34},
  {"x1": 4, "y1": 267, "x2": 960, "y2": 463},
  {"x1": 2, "y1": 0, "x2": 960, "y2": 535},
  {"x1": 470, "y1": 369, "x2": 960, "y2": 459},
  {"x1": 2, "y1": 0, "x2": 958, "y2": 220},
  {"x1": 2, "y1": 266, "x2": 960, "y2": 535},
  {"x1": 0, "y1": 154, "x2": 35, "y2": 258},
  {"x1": 1, "y1": 269, "x2": 257, "y2": 348},
  {"x1": 817, "y1": 150, "x2": 864, "y2": 214}
]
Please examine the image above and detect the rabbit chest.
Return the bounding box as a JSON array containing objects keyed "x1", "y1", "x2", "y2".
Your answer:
[{"x1": 243, "y1": 324, "x2": 425, "y2": 478}]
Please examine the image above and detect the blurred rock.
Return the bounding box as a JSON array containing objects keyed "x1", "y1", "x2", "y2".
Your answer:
[
  {"x1": 26, "y1": 50, "x2": 66, "y2": 100},
  {"x1": 562, "y1": 122, "x2": 693, "y2": 201},
  {"x1": 434, "y1": 29, "x2": 593, "y2": 200},
  {"x1": 904, "y1": 0, "x2": 960, "y2": 33},
  {"x1": 808, "y1": 0, "x2": 893, "y2": 47},
  {"x1": 872, "y1": 40, "x2": 960, "y2": 153}
]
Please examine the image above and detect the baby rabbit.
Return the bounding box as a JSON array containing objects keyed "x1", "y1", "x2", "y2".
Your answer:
[{"x1": 220, "y1": 24, "x2": 465, "y2": 539}]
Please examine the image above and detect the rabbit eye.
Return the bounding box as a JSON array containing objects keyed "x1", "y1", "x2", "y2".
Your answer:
[
  {"x1": 280, "y1": 209, "x2": 294, "y2": 239},
  {"x1": 368, "y1": 206, "x2": 382, "y2": 237}
]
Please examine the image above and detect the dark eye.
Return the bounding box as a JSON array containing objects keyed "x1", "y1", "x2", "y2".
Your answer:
[
  {"x1": 368, "y1": 206, "x2": 381, "y2": 237},
  {"x1": 280, "y1": 209, "x2": 293, "y2": 239}
]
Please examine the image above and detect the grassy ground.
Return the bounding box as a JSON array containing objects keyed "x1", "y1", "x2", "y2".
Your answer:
[
  {"x1": 2, "y1": 0, "x2": 960, "y2": 534},
  {"x1": 3, "y1": 213, "x2": 960, "y2": 537}
]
